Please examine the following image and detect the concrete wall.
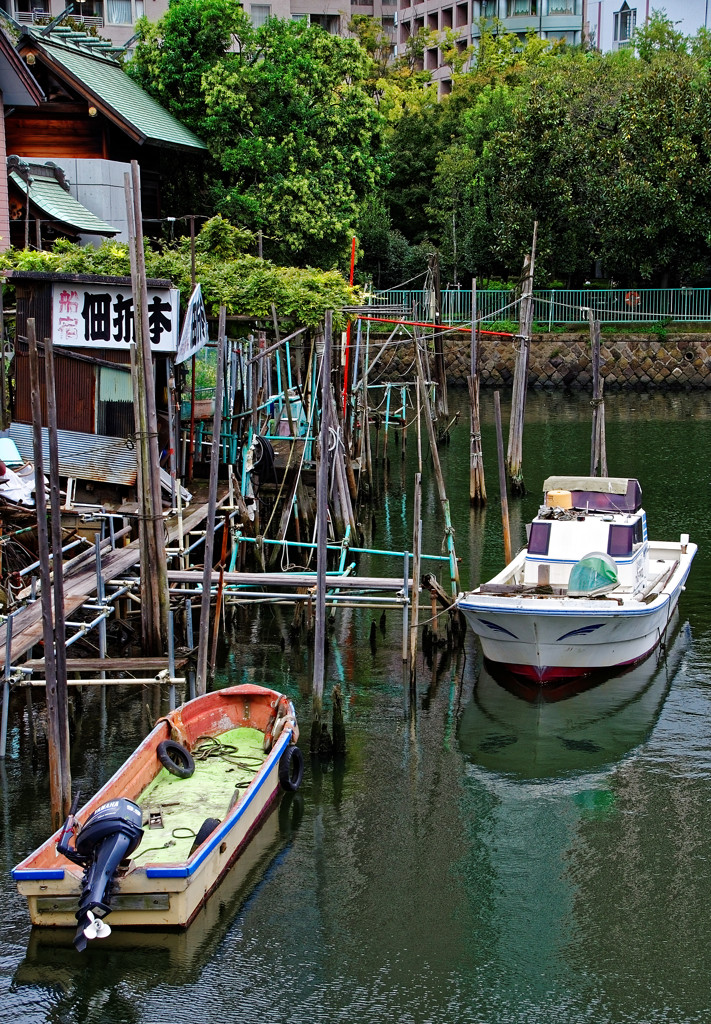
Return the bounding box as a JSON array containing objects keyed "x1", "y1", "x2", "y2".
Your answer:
[
  {"x1": 374, "y1": 332, "x2": 711, "y2": 388},
  {"x1": 59, "y1": 157, "x2": 130, "y2": 245}
]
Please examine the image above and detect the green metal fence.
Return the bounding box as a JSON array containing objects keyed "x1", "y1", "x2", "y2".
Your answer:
[{"x1": 371, "y1": 288, "x2": 711, "y2": 326}]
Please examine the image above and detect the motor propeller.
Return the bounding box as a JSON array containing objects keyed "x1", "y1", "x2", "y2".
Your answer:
[{"x1": 83, "y1": 910, "x2": 112, "y2": 942}]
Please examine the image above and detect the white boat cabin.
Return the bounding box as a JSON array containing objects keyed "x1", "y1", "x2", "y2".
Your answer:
[{"x1": 523, "y1": 476, "x2": 648, "y2": 593}]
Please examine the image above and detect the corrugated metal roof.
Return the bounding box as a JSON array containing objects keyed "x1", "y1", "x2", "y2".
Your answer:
[
  {"x1": 9, "y1": 169, "x2": 118, "y2": 235},
  {"x1": 24, "y1": 30, "x2": 207, "y2": 152},
  {"x1": 7, "y1": 423, "x2": 137, "y2": 486}
]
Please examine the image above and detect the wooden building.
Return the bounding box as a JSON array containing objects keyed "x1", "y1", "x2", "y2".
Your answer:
[
  {"x1": 7, "y1": 269, "x2": 179, "y2": 486},
  {"x1": 5, "y1": 23, "x2": 206, "y2": 242}
]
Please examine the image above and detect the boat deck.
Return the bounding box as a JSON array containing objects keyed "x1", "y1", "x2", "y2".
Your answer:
[{"x1": 134, "y1": 728, "x2": 266, "y2": 864}]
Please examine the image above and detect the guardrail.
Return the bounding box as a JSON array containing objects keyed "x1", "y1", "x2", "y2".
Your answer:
[{"x1": 370, "y1": 288, "x2": 711, "y2": 327}]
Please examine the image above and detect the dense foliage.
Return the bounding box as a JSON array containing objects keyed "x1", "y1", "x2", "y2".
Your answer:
[
  {"x1": 13, "y1": 6, "x2": 710, "y2": 295},
  {"x1": 128, "y1": 2, "x2": 386, "y2": 269},
  {"x1": 0, "y1": 220, "x2": 356, "y2": 330},
  {"x1": 380, "y1": 13, "x2": 711, "y2": 288}
]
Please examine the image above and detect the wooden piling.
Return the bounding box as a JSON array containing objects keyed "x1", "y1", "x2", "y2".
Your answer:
[
  {"x1": 196, "y1": 306, "x2": 227, "y2": 695},
  {"x1": 588, "y1": 312, "x2": 608, "y2": 477},
  {"x1": 494, "y1": 391, "x2": 512, "y2": 566},
  {"x1": 28, "y1": 321, "x2": 71, "y2": 826},
  {"x1": 312, "y1": 312, "x2": 331, "y2": 750}
]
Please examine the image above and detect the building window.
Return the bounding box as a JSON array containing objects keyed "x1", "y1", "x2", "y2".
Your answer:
[
  {"x1": 548, "y1": 0, "x2": 575, "y2": 12},
  {"x1": 481, "y1": 0, "x2": 497, "y2": 15},
  {"x1": 250, "y1": 4, "x2": 271, "y2": 28},
  {"x1": 614, "y1": 3, "x2": 636, "y2": 42},
  {"x1": 506, "y1": 0, "x2": 537, "y2": 14},
  {"x1": 292, "y1": 13, "x2": 307, "y2": 20}
]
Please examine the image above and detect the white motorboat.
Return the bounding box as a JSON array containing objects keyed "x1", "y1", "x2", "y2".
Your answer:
[{"x1": 457, "y1": 476, "x2": 696, "y2": 683}]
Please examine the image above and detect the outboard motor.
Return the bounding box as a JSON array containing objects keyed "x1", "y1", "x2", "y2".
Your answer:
[{"x1": 57, "y1": 795, "x2": 144, "y2": 952}]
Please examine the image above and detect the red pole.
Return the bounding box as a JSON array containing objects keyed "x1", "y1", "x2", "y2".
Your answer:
[{"x1": 342, "y1": 235, "x2": 356, "y2": 419}]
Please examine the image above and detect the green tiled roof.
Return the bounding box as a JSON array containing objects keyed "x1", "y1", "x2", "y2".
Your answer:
[
  {"x1": 26, "y1": 30, "x2": 206, "y2": 152},
  {"x1": 9, "y1": 170, "x2": 118, "y2": 235}
]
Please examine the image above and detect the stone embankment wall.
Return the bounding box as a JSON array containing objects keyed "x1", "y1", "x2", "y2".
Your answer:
[{"x1": 374, "y1": 332, "x2": 711, "y2": 388}]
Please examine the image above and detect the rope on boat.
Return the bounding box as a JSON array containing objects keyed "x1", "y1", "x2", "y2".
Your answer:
[{"x1": 192, "y1": 735, "x2": 265, "y2": 778}]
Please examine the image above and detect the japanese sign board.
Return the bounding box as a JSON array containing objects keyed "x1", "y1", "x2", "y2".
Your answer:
[
  {"x1": 52, "y1": 283, "x2": 179, "y2": 353},
  {"x1": 175, "y1": 284, "x2": 209, "y2": 365}
]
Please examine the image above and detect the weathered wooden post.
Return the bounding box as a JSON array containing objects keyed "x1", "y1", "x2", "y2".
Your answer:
[
  {"x1": 507, "y1": 222, "x2": 538, "y2": 496},
  {"x1": 468, "y1": 277, "x2": 486, "y2": 505},
  {"x1": 131, "y1": 162, "x2": 170, "y2": 648},
  {"x1": 494, "y1": 390, "x2": 513, "y2": 566},
  {"x1": 125, "y1": 166, "x2": 168, "y2": 654},
  {"x1": 588, "y1": 311, "x2": 608, "y2": 477},
  {"x1": 196, "y1": 306, "x2": 227, "y2": 695},
  {"x1": 44, "y1": 333, "x2": 70, "y2": 760},
  {"x1": 28, "y1": 320, "x2": 71, "y2": 826},
  {"x1": 312, "y1": 311, "x2": 331, "y2": 752}
]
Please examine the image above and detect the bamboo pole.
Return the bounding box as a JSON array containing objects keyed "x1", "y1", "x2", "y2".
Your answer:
[
  {"x1": 28, "y1": 321, "x2": 70, "y2": 826},
  {"x1": 494, "y1": 390, "x2": 512, "y2": 566},
  {"x1": 128, "y1": 337, "x2": 150, "y2": 645},
  {"x1": 312, "y1": 312, "x2": 331, "y2": 749},
  {"x1": 271, "y1": 303, "x2": 297, "y2": 438},
  {"x1": 409, "y1": 472, "x2": 422, "y2": 687},
  {"x1": 428, "y1": 253, "x2": 448, "y2": 420},
  {"x1": 413, "y1": 328, "x2": 460, "y2": 595},
  {"x1": 469, "y1": 277, "x2": 486, "y2": 505},
  {"x1": 507, "y1": 222, "x2": 537, "y2": 496},
  {"x1": 196, "y1": 306, "x2": 227, "y2": 694}
]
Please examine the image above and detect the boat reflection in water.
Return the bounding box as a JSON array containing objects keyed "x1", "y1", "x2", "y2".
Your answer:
[
  {"x1": 458, "y1": 613, "x2": 689, "y2": 783},
  {"x1": 11, "y1": 793, "x2": 302, "y2": 1005}
]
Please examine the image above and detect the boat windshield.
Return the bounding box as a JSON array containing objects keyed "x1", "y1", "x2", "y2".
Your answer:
[{"x1": 568, "y1": 552, "x2": 619, "y2": 597}]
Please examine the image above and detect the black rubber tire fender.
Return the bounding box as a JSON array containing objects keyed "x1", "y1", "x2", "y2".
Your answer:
[
  {"x1": 278, "y1": 744, "x2": 304, "y2": 792},
  {"x1": 156, "y1": 739, "x2": 195, "y2": 779},
  {"x1": 188, "y1": 817, "x2": 221, "y2": 857}
]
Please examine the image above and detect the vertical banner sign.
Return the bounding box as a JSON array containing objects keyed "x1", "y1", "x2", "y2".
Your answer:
[
  {"x1": 53, "y1": 283, "x2": 179, "y2": 353},
  {"x1": 175, "y1": 284, "x2": 209, "y2": 365}
]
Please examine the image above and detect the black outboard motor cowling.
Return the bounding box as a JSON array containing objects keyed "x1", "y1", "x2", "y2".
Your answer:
[{"x1": 57, "y1": 797, "x2": 144, "y2": 952}]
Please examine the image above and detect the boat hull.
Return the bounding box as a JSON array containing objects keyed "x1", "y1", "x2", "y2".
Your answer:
[
  {"x1": 13, "y1": 684, "x2": 298, "y2": 930},
  {"x1": 459, "y1": 548, "x2": 696, "y2": 683}
]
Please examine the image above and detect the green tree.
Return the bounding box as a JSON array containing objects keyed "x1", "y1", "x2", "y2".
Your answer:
[
  {"x1": 127, "y1": 0, "x2": 251, "y2": 135},
  {"x1": 129, "y1": 2, "x2": 386, "y2": 269}
]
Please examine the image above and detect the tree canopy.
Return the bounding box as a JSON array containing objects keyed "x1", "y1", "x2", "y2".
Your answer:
[
  {"x1": 68, "y1": 6, "x2": 711, "y2": 289},
  {"x1": 129, "y1": 3, "x2": 386, "y2": 270}
]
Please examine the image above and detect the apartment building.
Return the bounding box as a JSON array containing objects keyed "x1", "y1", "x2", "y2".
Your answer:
[
  {"x1": 2, "y1": 0, "x2": 705, "y2": 77},
  {"x1": 396, "y1": 1, "x2": 711, "y2": 94},
  {"x1": 1, "y1": 0, "x2": 394, "y2": 47}
]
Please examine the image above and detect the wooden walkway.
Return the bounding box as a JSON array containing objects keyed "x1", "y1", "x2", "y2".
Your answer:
[{"x1": 0, "y1": 501, "x2": 215, "y2": 671}]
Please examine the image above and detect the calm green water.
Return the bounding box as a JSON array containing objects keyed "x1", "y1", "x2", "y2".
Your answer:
[{"x1": 3, "y1": 389, "x2": 711, "y2": 1024}]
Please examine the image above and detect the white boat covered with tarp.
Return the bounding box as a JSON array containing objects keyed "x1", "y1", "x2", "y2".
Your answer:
[{"x1": 457, "y1": 476, "x2": 696, "y2": 683}]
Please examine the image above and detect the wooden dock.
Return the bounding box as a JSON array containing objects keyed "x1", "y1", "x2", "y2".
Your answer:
[{"x1": 0, "y1": 501, "x2": 214, "y2": 671}]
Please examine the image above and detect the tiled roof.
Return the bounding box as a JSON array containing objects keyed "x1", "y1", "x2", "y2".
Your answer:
[
  {"x1": 9, "y1": 166, "x2": 118, "y2": 235},
  {"x1": 21, "y1": 27, "x2": 207, "y2": 152}
]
